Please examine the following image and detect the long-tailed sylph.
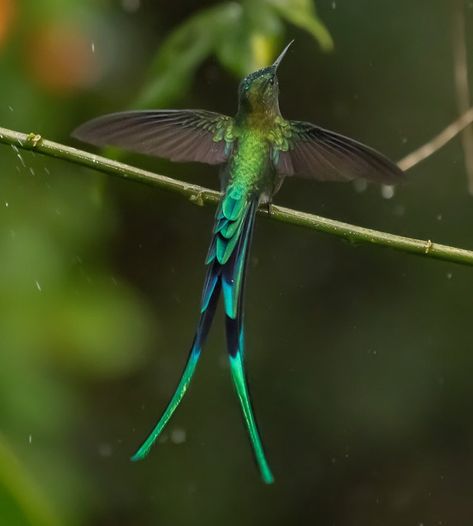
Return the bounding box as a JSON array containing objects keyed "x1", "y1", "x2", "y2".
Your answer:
[{"x1": 73, "y1": 42, "x2": 403, "y2": 484}]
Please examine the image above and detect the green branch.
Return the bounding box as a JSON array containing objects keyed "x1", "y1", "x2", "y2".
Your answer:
[{"x1": 1, "y1": 125, "x2": 473, "y2": 267}]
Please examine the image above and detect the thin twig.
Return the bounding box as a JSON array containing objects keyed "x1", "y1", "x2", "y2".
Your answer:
[
  {"x1": 1, "y1": 126, "x2": 472, "y2": 267},
  {"x1": 452, "y1": 0, "x2": 473, "y2": 194},
  {"x1": 397, "y1": 106, "x2": 473, "y2": 171}
]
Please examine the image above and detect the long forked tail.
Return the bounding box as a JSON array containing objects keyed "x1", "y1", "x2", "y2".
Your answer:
[{"x1": 132, "y1": 190, "x2": 273, "y2": 483}]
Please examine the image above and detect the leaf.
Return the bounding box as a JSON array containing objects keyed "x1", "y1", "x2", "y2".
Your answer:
[
  {"x1": 134, "y1": 4, "x2": 239, "y2": 108},
  {"x1": 215, "y1": 2, "x2": 283, "y2": 75},
  {"x1": 266, "y1": 0, "x2": 334, "y2": 51},
  {"x1": 134, "y1": 1, "x2": 333, "y2": 108}
]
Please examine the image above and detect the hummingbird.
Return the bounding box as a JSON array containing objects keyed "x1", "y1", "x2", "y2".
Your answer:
[{"x1": 73, "y1": 41, "x2": 404, "y2": 484}]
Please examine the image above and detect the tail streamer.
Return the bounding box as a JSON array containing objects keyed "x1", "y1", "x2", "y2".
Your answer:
[{"x1": 132, "y1": 189, "x2": 273, "y2": 483}]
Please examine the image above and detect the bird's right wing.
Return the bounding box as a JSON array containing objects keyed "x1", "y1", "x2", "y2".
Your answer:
[{"x1": 73, "y1": 110, "x2": 235, "y2": 165}]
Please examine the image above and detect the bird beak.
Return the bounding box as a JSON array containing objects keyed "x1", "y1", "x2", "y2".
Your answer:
[{"x1": 272, "y1": 40, "x2": 294, "y2": 71}]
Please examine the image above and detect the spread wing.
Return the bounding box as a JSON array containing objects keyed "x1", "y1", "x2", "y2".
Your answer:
[
  {"x1": 271, "y1": 119, "x2": 404, "y2": 184},
  {"x1": 72, "y1": 110, "x2": 235, "y2": 165}
]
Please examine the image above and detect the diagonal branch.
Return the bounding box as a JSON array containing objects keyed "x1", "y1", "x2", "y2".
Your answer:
[
  {"x1": 1, "y1": 125, "x2": 473, "y2": 267},
  {"x1": 397, "y1": 106, "x2": 473, "y2": 171},
  {"x1": 452, "y1": 0, "x2": 473, "y2": 194}
]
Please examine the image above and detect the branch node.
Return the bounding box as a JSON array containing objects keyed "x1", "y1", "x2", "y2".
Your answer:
[
  {"x1": 189, "y1": 191, "x2": 204, "y2": 207},
  {"x1": 26, "y1": 132, "x2": 43, "y2": 148},
  {"x1": 425, "y1": 239, "x2": 433, "y2": 254}
]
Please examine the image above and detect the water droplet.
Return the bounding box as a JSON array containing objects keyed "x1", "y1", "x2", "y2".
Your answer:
[
  {"x1": 16, "y1": 153, "x2": 26, "y2": 167},
  {"x1": 91, "y1": 41, "x2": 95, "y2": 53},
  {"x1": 381, "y1": 185, "x2": 395, "y2": 199},
  {"x1": 28, "y1": 434, "x2": 32, "y2": 444},
  {"x1": 331, "y1": 1, "x2": 336, "y2": 8},
  {"x1": 437, "y1": 213, "x2": 443, "y2": 221},
  {"x1": 5, "y1": 202, "x2": 8, "y2": 208},
  {"x1": 171, "y1": 428, "x2": 186, "y2": 444},
  {"x1": 446, "y1": 272, "x2": 453, "y2": 280},
  {"x1": 35, "y1": 280, "x2": 42, "y2": 292}
]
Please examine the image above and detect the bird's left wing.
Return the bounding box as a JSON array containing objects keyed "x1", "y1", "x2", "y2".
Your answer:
[
  {"x1": 270, "y1": 119, "x2": 404, "y2": 184},
  {"x1": 73, "y1": 110, "x2": 234, "y2": 165}
]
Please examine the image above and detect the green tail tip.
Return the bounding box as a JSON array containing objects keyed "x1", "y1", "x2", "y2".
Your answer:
[
  {"x1": 130, "y1": 440, "x2": 154, "y2": 462},
  {"x1": 261, "y1": 465, "x2": 275, "y2": 485},
  {"x1": 130, "y1": 450, "x2": 146, "y2": 462}
]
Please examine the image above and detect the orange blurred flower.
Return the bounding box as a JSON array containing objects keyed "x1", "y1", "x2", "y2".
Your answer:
[
  {"x1": 0, "y1": 0, "x2": 15, "y2": 49},
  {"x1": 25, "y1": 22, "x2": 100, "y2": 94}
]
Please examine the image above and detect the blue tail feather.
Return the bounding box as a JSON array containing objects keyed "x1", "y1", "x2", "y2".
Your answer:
[{"x1": 132, "y1": 192, "x2": 273, "y2": 483}]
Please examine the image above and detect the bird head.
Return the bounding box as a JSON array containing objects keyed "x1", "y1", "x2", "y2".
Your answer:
[{"x1": 238, "y1": 41, "x2": 293, "y2": 115}]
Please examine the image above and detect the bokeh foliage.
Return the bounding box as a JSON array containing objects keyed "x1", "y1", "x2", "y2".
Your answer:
[{"x1": 2, "y1": 1, "x2": 473, "y2": 526}]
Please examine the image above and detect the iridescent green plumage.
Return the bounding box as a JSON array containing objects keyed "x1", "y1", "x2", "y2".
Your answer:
[{"x1": 72, "y1": 41, "x2": 404, "y2": 484}]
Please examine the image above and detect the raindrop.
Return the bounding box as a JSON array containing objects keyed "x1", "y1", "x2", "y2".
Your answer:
[
  {"x1": 171, "y1": 428, "x2": 187, "y2": 445},
  {"x1": 331, "y1": 1, "x2": 336, "y2": 8},
  {"x1": 5, "y1": 202, "x2": 8, "y2": 208},
  {"x1": 91, "y1": 41, "x2": 95, "y2": 53},
  {"x1": 8, "y1": 106, "x2": 13, "y2": 112},
  {"x1": 381, "y1": 185, "x2": 395, "y2": 199},
  {"x1": 436, "y1": 213, "x2": 442, "y2": 221},
  {"x1": 446, "y1": 272, "x2": 453, "y2": 280},
  {"x1": 35, "y1": 280, "x2": 42, "y2": 292},
  {"x1": 28, "y1": 435, "x2": 32, "y2": 444}
]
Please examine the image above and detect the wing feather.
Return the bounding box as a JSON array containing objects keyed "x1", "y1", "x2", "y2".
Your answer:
[
  {"x1": 72, "y1": 110, "x2": 234, "y2": 165},
  {"x1": 273, "y1": 119, "x2": 404, "y2": 184}
]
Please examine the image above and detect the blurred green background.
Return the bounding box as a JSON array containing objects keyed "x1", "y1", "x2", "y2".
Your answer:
[{"x1": 2, "y1": 1, "x2": 473, "y2": 525}]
